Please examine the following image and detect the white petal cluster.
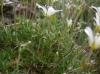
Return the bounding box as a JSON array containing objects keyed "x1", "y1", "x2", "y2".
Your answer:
[
  {"x1": 84, "y1": 27, "x2": 100, "y2": 50},
  {"x1": 65, "y1": 3, "x2": 71, "y2": 9},
  {"x1": 91, "y1": 6, "x2": 100, "y2": 13},
  {"x1": 36, "y1": 3, "x2": 62, "y2": 17},
  {"x1": 66, "y1": 18, "x2": 73, "y2": 28},
  {"x1": 91, "y1": 6, "x2": 100, "y2": 31},
  {"x1": 94, "y1": 13, "x2": 100, "y2": 26}
]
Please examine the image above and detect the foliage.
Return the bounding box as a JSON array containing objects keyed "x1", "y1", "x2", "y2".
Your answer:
[{"x1": 0, "y1": 0, "x2": 99, "y2": 74}]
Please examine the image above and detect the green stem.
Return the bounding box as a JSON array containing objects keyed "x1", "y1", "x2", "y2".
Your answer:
[
  {"x1": 16, "y1": 47, "x2": 21, "y2": 73},
  {"x1": 87, "y1": 49, "x2": 93, "y2": 62}
]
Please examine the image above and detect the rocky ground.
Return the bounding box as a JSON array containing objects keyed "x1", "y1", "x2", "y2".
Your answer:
[{"x1": 0, "y1": 0, "x2": 38, "y2": 26}]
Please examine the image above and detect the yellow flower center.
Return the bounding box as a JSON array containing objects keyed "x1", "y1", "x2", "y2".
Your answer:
[
  {"x1": 67, "y1": 24, "x2": 72, "y2": 28},
  {"x1": 89, "y1": 41, "x2": 99, "y2": 50},
  {"x1": 95, "y1": 25, "x2": 100, "y2": 31},
  {"x1": 45, "y1": 13, "x2": 50, "y2": 18}
]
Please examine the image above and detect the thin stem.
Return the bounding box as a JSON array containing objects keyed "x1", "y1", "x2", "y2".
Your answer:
[
  {"x1": 87, "y1": 49, "x2": 93, "y2": 62},
  {"x1": 16, "y1": 47, "x2": 21, "y2": 73}
]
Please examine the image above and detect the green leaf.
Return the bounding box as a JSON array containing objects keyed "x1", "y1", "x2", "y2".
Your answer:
[{"x1": 50, "y1": 15, "x2": 57, "y2": 24}]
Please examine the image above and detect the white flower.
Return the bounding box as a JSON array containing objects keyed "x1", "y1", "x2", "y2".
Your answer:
[
  {"x1": 36, "y1": 3, "x2": 62, "y2": 17},
  {"x1": 66, "y1": 18, "x2": 73, "y2": 28},
  {"x1": 84, "y1": 27, "x2": 100, "y2": 50},
  {"x1": 91, "y1": 6, "x2": 100, "y2": 31},
  {"x1": 94, "y1": 13, "x2": 100, "y2": 25},
  {"x1": 91, "y1": 6, "x2": 100, "y2": 14},
  {"x1": 65, "y1": 3, "x2": 71, "y2": 9}
]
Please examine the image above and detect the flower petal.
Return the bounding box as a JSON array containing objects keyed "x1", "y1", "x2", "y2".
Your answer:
[
  {"x1": 36, "y1": 3, "x2": 47, "y2": 14},
  {"x1": 47, "y1": 6, "x2": 62, "y2": 15},
  {"x1": 91, "y1": 6, "x2": 100, "y2": 14},
  {"x1": 67, "y1": 18, "x2": 72, "y2": 25},
  {"x1": 84, "y1": 27, "x2": 94, "y2": 45},
  {"x1": 91, "y1": 6, "x2": 98, "y2": 11},
  {"x1": 94, "y1": 33, "x2": 100, "y2": 48},
  {"x1": 95, "y1": 13, "x2": 100, "y2": 25}
]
